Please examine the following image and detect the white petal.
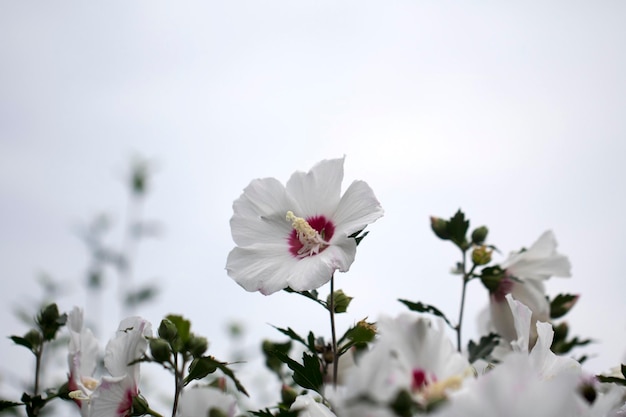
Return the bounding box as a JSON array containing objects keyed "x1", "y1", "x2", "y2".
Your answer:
[
  {"x1": 285, "y1": 158, "x2": 344, "y2": 217},
  {"x1": 331, "y1": 180, "x2": 384, "y2": 236},
  {"x1": 90, "y1": 376, "x2": 134, "y2": 417},
  {"x1": 529, "y1": 321, "x2": 580, "y2": 380},
  {"x1": 290, "y1": 394, "x2": 337, "y2": 417},
  {"x1": 226, "y1": 244, "x2": 298, "y2": 294},
  {"x1": 502, "y1": 230, "x2": 571, "y2": 279},
  {"x1": 230, "y1": 211, "x2": 293, "y2": 247},
  {"x1": 287, "y1": 239, "x2": 356, "y2": 291},
  {"x1": 104, "y1": 317, "x2": 151, "y2": 381},
  {"x1": 178, "y1": 386, "x2": 238, "y2": 417},
  {"x1": 504, "y1": 294, "x2": 532, "y2": 354}
]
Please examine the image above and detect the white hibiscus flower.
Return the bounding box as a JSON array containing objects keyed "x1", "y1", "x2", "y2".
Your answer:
[{"x1": 226, "y1": 157, "x2": 383, "y2": 295}]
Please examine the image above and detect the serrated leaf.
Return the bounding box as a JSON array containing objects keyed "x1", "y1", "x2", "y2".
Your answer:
[
  {"x1": 270, "y1": 325, "x2": 310, "y2": 350},
  {"x1": 550, "y1": 294, "x2": 579, "y2": 319},
  {"x1": 398, "y1": 299, "x2": 453, "y2": 329},
  {"x1": 251, "y1": 409, "x2": 300, "y2": 417},
  {"x1": 214, "y1": 361, "x2": 249, "y2": 396},
  {"x1": 273, "y1": 351, "x2": 323, "y2": 394},
  {"x1": 327, "y1": 290, "x2": 353, "y2": 314},
  {"x1": 262, "y1": 340, "x2": 292, "y2": 376},
  {"x1": 447, "y1": 209, "x2": 469, "y2": 249},
  {"x1": 184, "y1": 356, "x2": 219, "y2": 385},
  {"x1": 467, "y1": 333, "x2": 500, "y2": 363}
]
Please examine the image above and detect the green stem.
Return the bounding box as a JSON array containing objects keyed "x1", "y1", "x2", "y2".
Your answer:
[
  {"x1": 329, "y1": 274, "x2": 338, "y2": 388},
  {"x1": 456, "y1": 251, "x2": 477, "y2": 352},
  {"x1": 34, "y1": 341, "x2": 43, "y2": 397},
  {"x1": 171, "y1": 354, "x2": 182, "y2": 417}
]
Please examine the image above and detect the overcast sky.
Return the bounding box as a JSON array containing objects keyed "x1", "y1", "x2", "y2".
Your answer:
[{"x1": 1, "y1": 0, "x2": 626, "y2": 405}]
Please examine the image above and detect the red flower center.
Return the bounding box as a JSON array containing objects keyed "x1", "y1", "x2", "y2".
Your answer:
[{"x1": 288, "y1": 215, "x2": 335, "y2": 258}]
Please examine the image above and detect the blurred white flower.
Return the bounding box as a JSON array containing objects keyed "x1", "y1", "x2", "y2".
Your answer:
[
  {"x1": 490, "y1": 230, "x2": 571, "y2": 345},
  {"x1": 432, "y1": 353, "x2": 581, "y2": 417},
  {"x1": 338, "y1": 314, "x2": 470, "y2": 413},
  {"x1": 290, "y1": 394, "x2": 336, "y2": 417},
  {"x1": 89, "y1": 317, "x2": 152, "y2": 417},
  {"x1": 67, "y1": 307, "x2": 100, "y2": 417},
  {"x1": 177, "y1": 386, "x2": 238, "y2": 417},
  {"x1": 226, "y1": 157, "x2": 383, "y2": 295}
]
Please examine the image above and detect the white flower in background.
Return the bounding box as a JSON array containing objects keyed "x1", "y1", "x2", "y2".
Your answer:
[
  {"x1": 338, "y1": 314, "x2": 470, "y2": 413},
  {"x1": 432, "y1": 353, "x2": 582, "y2": 417},
  {"x1": 489, "y1": 230, "x2": 571, "y2": 345},
  {"x1": 89, "y1": 317, "x2": 152, "y2": 417},
  {"x1": 226, "y1": 157, "x2": 383, "y2": 295},
  {"x1": 177, "y1": 386, "x2": 238, "y2": 417},
  {"x1": 289, "y1": 394, "x2": 337, "y2": 417},
  {"x1": 67, "y1": 307, "x2": 100, "y2": 417},
  {"x1": 505, "y1": 294, "x2": 581, "y2": 379}
]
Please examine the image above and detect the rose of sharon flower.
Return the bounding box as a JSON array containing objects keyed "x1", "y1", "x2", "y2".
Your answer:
[
  {"x1": 89, "y1": 317, "x2": 152, "y2": 417},
  {"x1": 67, "y1": 307, "x2": 100, "y2": 417},
  {"x1": 226, "y1": 157, "x2": 383, "y2": 295},
  {"x1": 337, "y1": 314, "x2": 470, "y2": 415},
  {"x1": 489, "y1": 230, "x2": 571, "y2": 345}
]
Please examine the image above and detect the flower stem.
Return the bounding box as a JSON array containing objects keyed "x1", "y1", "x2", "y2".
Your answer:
[
  {"x1": 456, "y1": 250, "x2": 476, "y2": 352},
  {"x1": 328, "y1": 274, "x2": 338, "y2": 388},
  {"x1": 34, "y1": 341, "x2": 43, "y2": 396},
  {"x1": 171, "y1": 354, "x2": 182, "y2": 417}
]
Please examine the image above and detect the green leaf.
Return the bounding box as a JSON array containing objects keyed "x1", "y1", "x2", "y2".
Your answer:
[
  {"x1": 349, "y1": 229, "x2": 369, "y2": 246},
  {"x1": 283, "y1": 288, "x2": 327, "y2": 309},
  {"x1": 327, "y1": 290, "x2": 353, "y2": 314},
  {"x1": 251, "y1": 409, "x2": 301, "y2": 417},
  {"x1": 549, "y1": 294, "x2": 579, "y2": 319},
  {"x1": 184, "y1": 356, "x2": 219, "y2": 385},
  {"x1": 270, "y1": 326, "x2": 308, "y2": 348},
  {"x1": 0, "y1": 400, "x2": 22, "y2": 411},
  {"x1": 478, "y1": 266, "x2": 506, "y2": 293},
  {"x1": 124, "y1": 284, "x2": 159, "y2": 308},
  {"x1": 165, "y1": 315, "x2": 191, "y2": 345},
  {"x1": 262, "y1": 340, "x2": 293, "y2": 376},
  {"x1": 398, "y1": 299, "x2": 454, "y2": 329},
  {"x1": 596, "y1": 375, "x2": 626, "y2": 386},
  {"x1": 447, "y1": 209, "x2": 470, "y2": 249},
  {"x1": 213, "y1": 361, "x2": 249, "y2": 396},
  {"x1": 273, "y1": 351, "x2": 323, "y2": 394},
  {"x1": 9, "y1": 335, "x2": 35, "y2": 352},
  {"x1": 467, "y1": 333, "x2": 500, "y2": 363},
  {"x1": 621, "y1": 364, "x2": 626, "y2": 379}
]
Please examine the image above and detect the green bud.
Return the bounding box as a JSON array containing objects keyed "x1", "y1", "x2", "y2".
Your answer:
[
  {"x1": 36, "y1": 303, "x2": 66, "y2": 341},
  {"x1": 131, "y1": 394, "x2": 150, "y2": 416},
  {"x1": 149, "y1": 338, "x2": 171, "y2": 363},
  {"x1": 24, "y1": 329, "x2": 43, "y2": 349},
  {"x1": 471, "y1": 226, "x2": 489, "y2": 245},
  {"x1": 327, "y1": 289, "x2": 353, "y2": 314},
  {"x1": 430, "y1": 217, "x2": 450, "y2": 240},
  {"x1": 390, "y1": 389, "x2": 413, "y2": 417},
  {"x1": 280, "y1": 384, "x2": 298, "y2": 408},
  {"x1": 209, "y1": 408, "x2": 229, "y2": 417},
  {"x1": 158, "y1": 319, "x2": 178, "y2": 342},
  {"x1": 471, "y1": 246, "x2": 492, "y2": 266},
  {"x1": 187, "y1": 335, "x2": 209, "y2": 358}
]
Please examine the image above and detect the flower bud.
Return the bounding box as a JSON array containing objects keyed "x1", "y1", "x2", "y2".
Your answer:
[
  {"x1": 158, "y1": 319, "x2": 178, "y2": 342},
  {"x1": 149, "y1": 338, "x2": 171, "y2": 363},
  {"x1": 188, "y1": 335, "x2": 209, "y2": 358},
  {"x1": 471, "y1": 226, "x2": 488, "y2": 245},
  {"x1": 471, "y1": 246, "x2": 492, "y2": 266},
  {"x1": 281, "y1": 384, "x2": 298, "y2": 408},
  {"x1": 430, "y1": 217, "x2": 450, "y2": 240},
  {"x1": 24, "y1": 329, "x2": 42, "y2": 349},
  {"x1": 131, "y1": 394, "x2": 150, "y2": 416}
]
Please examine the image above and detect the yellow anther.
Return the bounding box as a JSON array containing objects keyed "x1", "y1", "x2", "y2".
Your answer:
[
  {"x1": 286, "y1": 211, "x2": 329, "y2": 257},
  {"x1": 69, "y1": 390, "x2": 90, "y2": 401},
  {"x1": 286, "y1": 211, "x2": 317, "y2": 239},
  {"x1": 81, "y1": 376, "x2": 99, "y2": 391}
]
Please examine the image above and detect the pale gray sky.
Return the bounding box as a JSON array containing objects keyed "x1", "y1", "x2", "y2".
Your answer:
[{"x1": 1, "y1": 0, "x2": 626, "y2": 405}]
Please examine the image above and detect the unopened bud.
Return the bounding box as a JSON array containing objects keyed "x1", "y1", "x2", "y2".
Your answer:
[
  {"x1": 149, "y1": 338, "x2": 171, "y2": 363},
  {"x1": 24, "y1": 329, "x2": 42, "y2": 349},
  {"x1": 188, "y1": 335, "x2": 209, "y2": 358},
  {"x1": 472, "y1": 246, "x2": 492, "y2": 266},
  {"x1": 281, "y1": 384, "x2": 298, "y2": 407},
  {"x1": 131, "y1": 394, "x2": 150, "y2": 416},
  {"x1": 471, "y1": 226, "x2": 488, "y2": 245},
  {"x1": 430, "y1": 217, "x2": 450, "y2": 240},
  {"x1": 158, "y1": 319, "x2": 178, "y2": 342}
]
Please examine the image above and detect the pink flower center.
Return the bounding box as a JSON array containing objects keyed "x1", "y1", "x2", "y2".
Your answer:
[
  {"x1": 116, "y1": 388, "x2": 134, "y2": 417},
  {"x1": 411, "y1": 368, "x2": 436, "y2": 392},
  {"x1": 287, "y1": 214, "x2": 335, "y2": 258},
  {"x1": 493, "y1": 276, "x2": 514, "y2": 302}
]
